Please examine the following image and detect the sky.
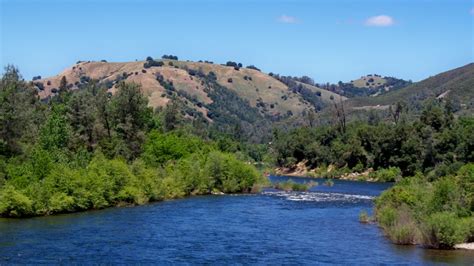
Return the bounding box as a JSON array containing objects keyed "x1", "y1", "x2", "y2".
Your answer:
[{"x1": 1, "y1": 0, "x2": 473, "y2": 83}]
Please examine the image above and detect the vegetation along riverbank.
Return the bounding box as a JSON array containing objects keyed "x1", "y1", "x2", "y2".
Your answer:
[
  {"x1": 0, "y1": 66, "x2": 267, "y2": 217},
  {"x1": 1, "y1": 60, "x2": 473, "y2": 250}
]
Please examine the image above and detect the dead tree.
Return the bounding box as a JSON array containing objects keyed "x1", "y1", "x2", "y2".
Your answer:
[{"x1": 332, "y1": 96, "x2": 346, "y2": 134}]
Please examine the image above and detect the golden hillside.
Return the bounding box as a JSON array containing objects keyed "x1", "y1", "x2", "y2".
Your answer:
[{"x1": 35, "y1": 60, "x2": 332, "y2": 119}]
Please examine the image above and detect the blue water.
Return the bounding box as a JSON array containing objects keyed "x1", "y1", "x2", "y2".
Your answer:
[{"x1": 0, "y1": 176, "x2": 473, "y2": 264}]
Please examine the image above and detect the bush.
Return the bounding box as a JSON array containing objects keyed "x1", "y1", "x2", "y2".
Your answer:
[
  {"x1": 0, "y1": 185, "x2": 33, "y2": 217},
  {"x1": 143, "y1": 131, "x2": 209, "y2": 167},
  {"x1": 359, "y1": 210, "x2": 371, "y2": 223},
  {"x1": 273, "y1": 180, "x2": 316, "y2": 191},
  {"x1": 369, "y1": 167, "x2": 402, "y2": 182},
  {"x1": 144, "y1": 60, "x2": 164, "y2": 68},
  {"x1": 246, "y1": 65, "x2": 261, "y2": 71},
  {"x1": 388, "y1": 223, "x2": 418, "y2": 245},
  {"x1": 423, "y1": 212, "x2": 470, "y2": 249},
  {"x1": 162, "y1": 55, "x2": 178, "y2": 60},
  {"x1": 375, "y1": 164, "x2": 474, "y2": 249}
]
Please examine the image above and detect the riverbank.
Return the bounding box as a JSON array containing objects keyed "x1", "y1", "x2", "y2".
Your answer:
[
  {"x1": 274, "y1": 161, "x2": 378, "y2": 182},
  {"x1": 455, "y1": 243, "x2": 474, "y2": 250},
  {"x1": 375, "y1": 164, "x2": 473, "y2": 250}
]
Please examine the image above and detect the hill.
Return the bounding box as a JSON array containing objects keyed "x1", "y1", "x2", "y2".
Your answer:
[
  {"x1": 30, "y1": 57, "x2": 346, "y2": 141},
  {"x1": 32, "y1": 59, "x2": 346, "y2": 120},
  {"x1": 351, "y1": 74, "x2": 387, "y2": 88},
  {"x1": 348, "y1": 63, "x2": 474, "y2": 113}
]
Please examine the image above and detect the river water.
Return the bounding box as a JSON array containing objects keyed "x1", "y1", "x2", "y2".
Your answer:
[{"x1": 0, "y1": 176, "x2": 473, "y2": 264}]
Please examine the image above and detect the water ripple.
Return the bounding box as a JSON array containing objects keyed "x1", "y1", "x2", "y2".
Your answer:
[{"x1": 261, "y1": 191, "x2": 375, "y2": 202}]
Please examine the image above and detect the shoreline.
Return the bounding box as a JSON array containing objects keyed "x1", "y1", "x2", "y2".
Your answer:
[
  {"x1": 0, "y1": 190, "x2": 260, "y2": 220},
  {"x1": 273, "y1": 167, "x2": 380, "y2": 182},
  {"x1": 454, "y1": 243, "x2": 474, "y2": 250}
]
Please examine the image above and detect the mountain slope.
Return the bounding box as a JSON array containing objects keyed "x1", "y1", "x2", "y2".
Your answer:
[
  {"x1": 32, "y1": 59, "x2": 343, "y2": 120},
  {"x1": 348, "y1": 63, "x2": 474, "y2": 112}
]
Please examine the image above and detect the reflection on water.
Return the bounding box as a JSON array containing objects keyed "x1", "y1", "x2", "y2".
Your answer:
[{"x1": 0, "y1": 176, "x2": 472, "y2": 264}]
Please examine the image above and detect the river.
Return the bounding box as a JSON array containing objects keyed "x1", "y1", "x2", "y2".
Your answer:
[{"x1": 0, "y1": 176, "x2": 473, "y2": 264}]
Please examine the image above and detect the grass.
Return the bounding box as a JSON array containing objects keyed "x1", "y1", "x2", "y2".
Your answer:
[
  {"x1": 359, "y1": 210, "x2": 372, "y2": 224},
  {"x1": 351, "y1": 75, "x2": 387, "y2": 88},
  {"x1": 273, "y1": 180, "x2": 318, "y2": 191}
]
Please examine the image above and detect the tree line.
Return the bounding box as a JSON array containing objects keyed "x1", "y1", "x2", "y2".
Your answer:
[{"x1": 0, "y1": 66, "x2": 265, "y2": 217}]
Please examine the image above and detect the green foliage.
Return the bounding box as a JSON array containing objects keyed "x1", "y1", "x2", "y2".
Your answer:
[
  {"x1": 369, "y1": 167, "x2": 402, "y2": 182},
  {"x1": 0, "y1": 185, "x2": 33, "y2": 217},
  {"x1": 40, "y1": 105, "x2": 70, "y2": 151},
  {"x1": 110, "y1": 82, "x2": 153, "y2": 160},
  {"x1": 143, "y1": 130, "x2": 211, "y2": 166},
  {"x1": 359, "y1": 209, "x2": 371, "y2": 223},
  {"x1": 424, "y1": 212, "x2": 470, "y2": 248},
  {"x1": 375, "y1": 164, "x2": 474, "y2": 248},
  {"x1": 273, "y1": 105, "x2": 473, "y2": 178},
  {"x1": 0, "y1": 68, "x2": 265, "y2": 218},
  {"x1": 0, "y1": 149, "x2": 264, "y2": 217},
  {"x1": 273, "y1": 179, "x2": 316, "y2": 191},
  {"x1": 0, "y1": 65, "x2": 44, "y2": 156}
]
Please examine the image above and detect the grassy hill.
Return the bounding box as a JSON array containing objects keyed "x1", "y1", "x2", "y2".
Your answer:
[
  {"x1": 32, "y1": 59, "x2": 342, "y2": 120},
  {"x1": 296, "y1": 81, "x2": 347, "y2": 103},
  {"x1": 348, "y1": 63, "x2": 474, "y2": 113},
  {"x1": 351, "y1": 75, "x2": 387, "y2": 88}
]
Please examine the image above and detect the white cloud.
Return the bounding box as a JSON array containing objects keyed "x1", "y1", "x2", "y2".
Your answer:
[
  {"x1": 277, "y1": 15, "x2": 299, "y2": 24},
  {"x1": 365, "y1": 15, "x2": 395, "y2": 27}
]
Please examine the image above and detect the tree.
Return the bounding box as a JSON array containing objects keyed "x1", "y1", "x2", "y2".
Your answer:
[
  {"x1": 306, "y1": 109, "x2": 317, "y2": 128},
  {"x1": 389, "y1": 101, "x2": 405, "y2": 125},
  {"x1": 59, "y1": 76, "x2": 68, "y2": 93},
  {"x1": 110, "y1": 82, "x2": 152, "y2": 160},
  {"x1": 39, "y1": 105, "x2": 70, "y2": 152},
  {"x1": 421, "y1": 101, "x2": 444, "y2": 131},
  {"x1": 0, "y1": 65, "x2": 43, "y2": 156},
  {"x1": 332, "y1": 97, "x2": 346, "y2": 134},
  {"x1": 162, "y1": 98, "x2": 183, "y2": 132},
  {"x1": 66, "y1": 84, "x2": 99, "y2": 151}
]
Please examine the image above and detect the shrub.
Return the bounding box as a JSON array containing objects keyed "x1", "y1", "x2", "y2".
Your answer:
[
  {"x1": 144, "y1": 60, "x2": 164, "y2": 68},
  {"x1": 246, "y1": 65, "x2": 261, "y2": 71},
  {"x1": 423, "y1": 212, "x2": 470, "y2": 249},
  {"x1": 48, "y1": 192, "x2": 75, "y2": 214},
  {"x1": 273, "y1": 180, "x2": 316, "y2": 191},
  {"x1": 388, "y1": 223, "x2": 418, "y2": 245},
  {"x1": 359, "y1": 210, "x2": 371, "y2": 223},
  {"x1": 162, "y1": 55, "x2": 178, "y2": 60},
  {"x1": 369, "y1": 167, "x2": 402, "y2": 182},
  {"x1": 0, "y1": 185, "x2": 33, "y2": 217}
]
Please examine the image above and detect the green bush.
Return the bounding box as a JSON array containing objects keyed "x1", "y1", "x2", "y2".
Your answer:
[
  {"x1": 0, "y1": 185, "x2": 33, "y2": 217},
  {"x1": 143, "y1": 131, "x2": 210, "y2": 166},
  {"x1": 387, "y1": 223, "x2": 418, "y2": 245},
  {"x1": 359, "y1": 210, "x2": 371, "y2": 223},
  {"x1": 424, "y1": 212, "x2": 470, "y2": 249},
  {"x1": 369, "y1": 167, "x2": 402, "y2": 182},
  {"x1": 273, "y1": 180, "x2": 316, "y2": 192},
  {"x1": 375, "y1": 164, "x2": 474, "y2": 249}
]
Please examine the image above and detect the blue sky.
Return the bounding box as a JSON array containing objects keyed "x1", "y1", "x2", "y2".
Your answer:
[{"x1": 1, "y1": 0, "x2": 473, "y2": 82}]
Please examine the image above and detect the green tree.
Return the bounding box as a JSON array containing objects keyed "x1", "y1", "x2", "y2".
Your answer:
[
  {"x1": 110, "y1": 82, "x2": 152, "y2": 160},
  {"x1": 162, "y1": 98, "x2": 183, "y2": 132},
  {"x1": 0, "y1": 65, "x2": 43, "y2": 156},
  {"x1": 39, "y1": 105, "x2": 70, "y2": 152}
]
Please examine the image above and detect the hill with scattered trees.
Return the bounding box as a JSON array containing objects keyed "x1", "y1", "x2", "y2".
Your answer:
[{"x1": 348, "y1": 63, "x2": 474, "y2": 114}]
